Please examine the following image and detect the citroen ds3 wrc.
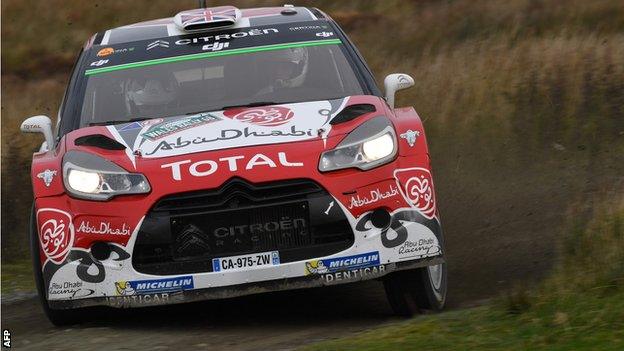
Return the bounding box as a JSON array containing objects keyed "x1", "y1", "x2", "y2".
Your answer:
[{"x1": 21, "y1": 4, "x2": 447, "y2": 325}]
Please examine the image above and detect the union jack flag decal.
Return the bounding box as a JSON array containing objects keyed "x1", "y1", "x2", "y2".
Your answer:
[{"x1": 175, "y1": 6, "x2": 240, "y2": 30}]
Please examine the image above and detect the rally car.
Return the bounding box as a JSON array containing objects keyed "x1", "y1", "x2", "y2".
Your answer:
[{"x1": 21, "y1": 4, "x2": 447, "y2": 325}]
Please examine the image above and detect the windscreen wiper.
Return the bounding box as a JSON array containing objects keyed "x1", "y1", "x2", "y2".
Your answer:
[{"x1": 88, "y1": 117, "x2": 155, "y2": 127}]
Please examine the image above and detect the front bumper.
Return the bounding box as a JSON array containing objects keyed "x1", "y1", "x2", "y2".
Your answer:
[
  {"x1": 49, "y1": 257, "x2": 443, "y2": 309},
  {"x1": 37, "y1": 157, "x2": 444, "y2": 310}
]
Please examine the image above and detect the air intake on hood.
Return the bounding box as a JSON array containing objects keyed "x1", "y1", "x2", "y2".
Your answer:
[
  {"x1": 330, "y1": 104, "x2": 376, "y2": 125},
  {"x1": 75, "y1": 134, "x2": 126, "y2": 150},
  {"x1": 174, "y1": 6, "x2": 241, "y2": 32}
]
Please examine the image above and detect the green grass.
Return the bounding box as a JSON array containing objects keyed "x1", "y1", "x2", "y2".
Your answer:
[
  {"x1": 301, "y1": 293, "x2": 624, "y2": 350},
  {"x1": 302, "y1": 198, "x2": 624, "y2": 350},
  {"x1": 1, "y1": 260, "x2": 35, "y2": 295},
  {"x1": 3, "y1": 0, "x2": 624, "y2": 259}
]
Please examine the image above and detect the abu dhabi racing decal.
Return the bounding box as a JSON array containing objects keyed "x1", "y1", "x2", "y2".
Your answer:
[
  {"x1": 115, "y1": 276, "x2": 194, "y2": 296},
  {"x1": 43, "y1": 245, "x2": 131, "y2": 286},
  {"x1": 48, "y1": 280, "x2": 95, "y2": 299},
  {"x1": 305, "y1": 251, "x2": 380, "y2": 275},
  {"x1": 107, "y1": 99, "x2": 348, "y2": 160},
  {"x1": 394, "y1": 168, "x2": 437, "y2": 219},
  {"x1": 36, "y1": 208, "x2": 75, "y2": 264},
  {"x1": 354, "y1": 207, "x2": 442, "y2": 261}
]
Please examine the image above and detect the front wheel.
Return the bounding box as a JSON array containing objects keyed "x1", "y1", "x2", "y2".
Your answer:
[
  {"x1": 383, "y1": 262, "x2": 448, "y2": 316},
  {"x1": 29, "y1": 205, "x2": 88, "y2": 326}
]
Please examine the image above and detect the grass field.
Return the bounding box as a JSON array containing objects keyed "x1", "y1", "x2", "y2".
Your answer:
[
  {"x1": 1, "y1": 1, "x2": 623, "y2": 347},
  {"x1": 302, "y1": 195, "x2": 624, "y2": 350}
]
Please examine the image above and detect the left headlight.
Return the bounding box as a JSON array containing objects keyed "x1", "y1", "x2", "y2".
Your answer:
[
  {"x1": 63, "y1": 151, "x2": 151, "y2": 201},
  {"x1": 319, "y1": 116, "x2": 398, "y2": 172}
]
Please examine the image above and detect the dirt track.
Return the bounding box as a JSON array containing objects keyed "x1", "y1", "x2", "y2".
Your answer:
[
  {"x1": 1, "y1": 165, "x2": 570, "y2": 350},
  {"x1": 5, "y1": 129, "x2": 615, "y2": 351}
]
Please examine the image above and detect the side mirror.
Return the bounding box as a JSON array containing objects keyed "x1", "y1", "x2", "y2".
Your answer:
[
  {"x1": 21, "y1": 115, "x2": 54, "y2": 151},
  {"x1": 384, "y1": 73, "x2": 415, "y2": 109}
]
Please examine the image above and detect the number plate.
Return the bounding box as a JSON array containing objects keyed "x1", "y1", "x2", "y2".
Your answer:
[{"x1": 212, "y1": 251, "x2": 280, "y2": 272}]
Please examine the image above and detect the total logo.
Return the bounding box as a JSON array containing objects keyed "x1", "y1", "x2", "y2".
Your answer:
[{"x1": 162, "y1": 152, "x2": 303, "y2": 181}]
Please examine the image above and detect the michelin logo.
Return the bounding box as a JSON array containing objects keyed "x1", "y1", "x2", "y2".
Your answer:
[
  {"x1": 305, "y1": 251, "x2": 380, "y2": 275},
  {"x1": 115, "y1": 276, "x2": 194, "y2": 296}
]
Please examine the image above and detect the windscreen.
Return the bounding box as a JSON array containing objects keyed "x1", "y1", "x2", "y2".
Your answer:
[{"x1": 79, "y1": 22, "x2": 365, "y2": 126}]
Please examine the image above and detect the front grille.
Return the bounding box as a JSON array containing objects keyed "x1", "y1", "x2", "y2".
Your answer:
[{"x1": 133, "y1": 178, "x2": 354, "y2": 275}]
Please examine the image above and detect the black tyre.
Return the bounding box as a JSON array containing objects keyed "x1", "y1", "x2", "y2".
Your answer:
[
  {"x1": 29, "y1": 205, "x2": 88, "y2": 326},
  {"x1": 383, "y1": 262, "x2": 447, "y2": 316}
]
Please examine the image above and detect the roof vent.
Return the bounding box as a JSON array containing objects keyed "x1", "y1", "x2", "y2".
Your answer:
[{"x1": 174, "y1": 6, "x2": 241, "y2": 32}]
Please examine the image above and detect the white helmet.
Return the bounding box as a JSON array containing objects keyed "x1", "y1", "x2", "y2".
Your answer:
[
  {"x1": 264, "y1": 47, "x2": 309, "y2": 89},
  {"x1": 126, "y1": 73, "x2": 179, "y2": 115}
]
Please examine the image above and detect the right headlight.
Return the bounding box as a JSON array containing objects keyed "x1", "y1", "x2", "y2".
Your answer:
[
  {"x1": 62, "y1": 151, "x2": 151, "y2": 201},
  {"x1": 319, "y1": 116, "x2": 398, "y2": 172}
]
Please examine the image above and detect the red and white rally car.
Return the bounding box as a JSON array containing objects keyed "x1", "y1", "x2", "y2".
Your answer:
[{"x1": 21, "y1": 4, "x2": 447, "y2": 325}]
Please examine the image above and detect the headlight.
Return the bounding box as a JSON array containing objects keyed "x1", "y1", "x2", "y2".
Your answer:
[
  {"x1": 62, "y1": 151, "x2": 151, "y2": 201},
  {"x1": 319, "y1": 116, "x2": 397, "y2": 172}
]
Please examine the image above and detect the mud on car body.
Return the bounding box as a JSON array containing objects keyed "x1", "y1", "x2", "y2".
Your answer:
[{"x1": 21, "y1": 4, "x2": 447, "y2": 325}]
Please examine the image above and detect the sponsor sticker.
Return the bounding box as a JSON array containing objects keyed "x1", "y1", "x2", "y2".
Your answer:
[
  {"x1": 90, "y1": 59, "x2": 109, "y2": 67},
  {"x1": 141, "y1": 114, "x2": 220, "y2": 141},
  {"x1": 76, "y1": 219, "x2": 131, "y2": 236},
  {"x1": 107, "y1": 293, "x2": 170, "y2": 306},
  {"x1": 323, "y1": 264, "x2": 387, "y2": 284},
  {"x1": 36, "y1": 169, "x2": 57, "y2": 187},
  {"x1": 146, "y1": 40, "x2": 170, "y2": 50},
  {"x1": 226, "y1": 106, "x2": 294, "y2": 127},
  {"x1": 348, "y1": 184, "x2": 400, "y2": 209},
  {"x1": 48, "y1": 280, "x2": 95, "y2": 299},
  {"x1": 97, "y1": 47, "x2": 115, "y2": 57},
  {"x1": 115, "y1": 276, "x2": 194, "y2": 296},
  {"x1": 397, "y1": 239, "x2": 442, "y2": 260},
  {"x1": 161, "y1": 152, "x2": 303, "y2": 181},
  {"x1": 394, "y1": 168, "x2": 437, "y2": 219},
  {"x1": 305, "y1": 251, "x2": 380, "y2": 275},
  {"x1": 36, "y1": 208, "x2": 74, "y2": 264},
  {"x1": 400, "y1": 129, "x2": 420, "y2": 147}
]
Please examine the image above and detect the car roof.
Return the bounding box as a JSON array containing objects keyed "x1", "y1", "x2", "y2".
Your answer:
[{"x1": 86, "y1": 5, "x2": 327, "y2": 49}]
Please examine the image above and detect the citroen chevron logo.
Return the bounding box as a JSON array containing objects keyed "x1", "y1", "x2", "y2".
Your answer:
[{"x1": 147, "y1": 40, "x2": 169, "y2": 50}]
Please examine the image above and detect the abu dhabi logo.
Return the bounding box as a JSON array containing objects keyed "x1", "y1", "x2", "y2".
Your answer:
[{"x1": 147, "y1": 40, "x2": 170, "y2": 50}]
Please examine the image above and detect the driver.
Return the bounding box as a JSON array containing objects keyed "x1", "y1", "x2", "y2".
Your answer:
[
  {"x1": 255, "y1": 47, "x2": 309, "y2": 96},
  {"x1": 125, "y1": 72, "x2": 180, "y2": 117}
]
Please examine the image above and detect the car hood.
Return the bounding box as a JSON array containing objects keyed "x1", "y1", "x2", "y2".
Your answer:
[{"x1": 66, "y1": 96, "x2": 389, "y2": 165}]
